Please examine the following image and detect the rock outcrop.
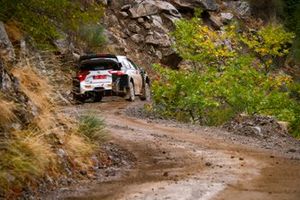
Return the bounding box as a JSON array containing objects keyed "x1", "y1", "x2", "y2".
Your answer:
[
  {"x1": 170, "y1": 0, "x2": 219, "y2": 11},
  {"x1": 0, "y1": 22, "x2": 15, "y2": 61},
  {"x1": 103, "y1": 0, "x2": 250, "y2": 69}
]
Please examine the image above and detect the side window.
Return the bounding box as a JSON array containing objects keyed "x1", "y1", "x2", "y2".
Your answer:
[
  {"x1": 120, "y1": 59, "x2": 130, "y2": 70},
  {"x1": 127, "y1": 59, "x2": 139, "y2": 70}
]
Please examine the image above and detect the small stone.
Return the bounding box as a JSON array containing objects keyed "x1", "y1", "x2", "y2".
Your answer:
[
  {"x1": 120, "y1": 11, "x2": 129, "y2": 18},
  {"x1": 205, "y1": 162, "x2": 212, "y2": 167},
  {"x1": 130, "y1": 34, "x2": 144, "y2": 43},
  {"x1": 155, "y1": 50, "x2": 163, "y2": 59},
  {"x1": 163, "y1": 172, "x2": 169, "y2": 177},
  {"x1": 221, "y1": 12, "x2": 234, "y2": 23},
  {"x1": 137, "y1": 18, "x2": 144, "y2": 23},
  {"x1": 80, "y1": 170, "x2": 87, "y2": 176},
  {"x1": 239, "y1": 157, "x2": 244, "y2": 161},
  {"x1": 128, "y1": 23, "x2": 141, "y2": 33},
  {"x1": 121, "y1": 4, "x2": 131, "y2": 11},
  {"x1": 143, "y1": 22, "x2": 151, "y2": 29}
]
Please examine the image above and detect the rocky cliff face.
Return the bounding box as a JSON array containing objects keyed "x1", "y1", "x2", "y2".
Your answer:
[{"x1": 101, "y1": 0, "x2": 251, "y2": 69}]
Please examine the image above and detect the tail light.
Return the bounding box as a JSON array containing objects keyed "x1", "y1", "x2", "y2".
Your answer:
[
  {"x1": 109, "y1": 70, "x2": 125, "y2": 76},
  {"x1": 78, "y1": 70, "x2": 90, "y2": 82}
]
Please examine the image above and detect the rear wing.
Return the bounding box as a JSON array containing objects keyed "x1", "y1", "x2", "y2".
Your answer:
[{"x1": 79, "y1": 54, "x2": 117, "y2": 62}]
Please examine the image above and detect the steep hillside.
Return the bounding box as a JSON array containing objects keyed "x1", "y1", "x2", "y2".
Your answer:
[
  {"x1": 102, "y1": 0, "x2": 299, "y2": 76},
  {"x1": 0, "y1": 0, "x2": 299, "y2": 198},
  {"x1": 101, "y1": 0, "x2": 299, "y2": 136},
  {"x1": 0, "y1": 1, "x2": 109, "y2": 198}
]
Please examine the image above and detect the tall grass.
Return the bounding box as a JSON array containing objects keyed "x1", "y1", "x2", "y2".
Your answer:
[
  {"x1": 0, "y1": 60, "x2": 106, "y2": 197},
  {"x1": 78, "y1": 114, "x2": 107, "y2": 143},
  {"x1": 0, "y1": 98, "x2": 16, "y2": 129},
  {"x1": 0, "y1": 130, "x2": 56, "y2": 196}
]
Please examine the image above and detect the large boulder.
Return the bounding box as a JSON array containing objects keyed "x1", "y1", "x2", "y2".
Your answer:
[
  {"x1": 0, "y1": 21, "x2": 15, "y2": 61},
  {"x1": 170, "y1": 0, "x2": 219, "y2": 11},
  {"x1": 130, "y1": 34, "x2": 144, "y2": 43},
  {"x1": 109, "y1": 0, "x2": 134, "y2": 8},
  {"x1": 145, "y1": 31, "x2": 171, "y2": 47},
  {"x1": 227, "y1": 1, "x2": 251, "y2": 17},
  {"x1": 129, "y1": 0, "x2": 181, "y2": 18}
]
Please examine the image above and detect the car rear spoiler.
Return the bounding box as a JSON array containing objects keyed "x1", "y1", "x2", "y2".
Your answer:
[{"x1": 79, "y1": 54, "x2": 117, "y2": 62}]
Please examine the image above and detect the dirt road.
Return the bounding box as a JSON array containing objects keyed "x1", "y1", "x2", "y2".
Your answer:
[{"x1": 54, "y1": 98, "x2": 300, "y2": 200}]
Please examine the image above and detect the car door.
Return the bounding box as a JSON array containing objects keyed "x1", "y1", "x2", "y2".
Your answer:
[{"x1": 126, "y1": 59, "x2": 143, "y2": 95}]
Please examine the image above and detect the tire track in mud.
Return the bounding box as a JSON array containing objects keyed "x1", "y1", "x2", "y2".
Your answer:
[{"x1": 56, "y1": 99, "x2": 300, "y2": 200}]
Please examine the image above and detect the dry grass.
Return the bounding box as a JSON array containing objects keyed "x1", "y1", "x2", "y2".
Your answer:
[
  {"x1": 12, "y1": 65, "x2": 54, "y2": 110},
  {"x1": 11, "y1": 62, "x2": 57, "y2": 131},
  {"x1": 0, "y1": 59, "x2": 101, "y2": 197},
  {"x1": 0, "y1": 129, "x2": 57, "y2": 195},
  {"x1": 4, "y1": 21, "x2": 23, "y2": 43},
  {"x1": 0, "y1": 97, "x2": 16, "y2": 127},
  {"x1": 64, "y1": 133, "x2": 94, "y2": 169}
]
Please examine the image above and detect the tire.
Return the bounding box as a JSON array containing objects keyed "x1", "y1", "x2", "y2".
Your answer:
[
  {"x1": 73, "y1": 93, "x2": 85, "y2": 104},
  {"x1": 126, "y1": 81, "x2": 135, "y2": 102},
  {"x1": 140, "y1": 82, "x2": 151, "y2": 101},
  {"x1": 93, "y1": 93, "x2": 103, "y2": 102}
]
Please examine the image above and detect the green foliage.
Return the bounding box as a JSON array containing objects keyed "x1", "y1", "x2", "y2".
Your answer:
[
  {"x1": 171, "y1": 17, "x2": 237, "y2": 68},
  {"x1": 78, "y1": 114, "x2": 106, "y2": 143},
  {"x1": 0, "y1": 0, "x2": 104, "y2": 48},
  {"x1": 152, "y1": 60, "x2": 300, "y2": 133},
  {"x1": 78, "y1": 24, "x2": 107, "y2": 50},
  {"x1": 152, "y1": 15, "x2": 300, "y2": 137},
  {"x1": 241, "y1": 24, "x2": 295, "y2": 70}
]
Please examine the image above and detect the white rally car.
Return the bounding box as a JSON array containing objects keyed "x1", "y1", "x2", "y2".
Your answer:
[{"x1": 72, "y1": 54, "x2": 151, "y2": 103}]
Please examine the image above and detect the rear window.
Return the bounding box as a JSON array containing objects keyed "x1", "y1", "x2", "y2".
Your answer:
[{"x1": 80, "y1": 59, "x2": 120, "y2": 71}]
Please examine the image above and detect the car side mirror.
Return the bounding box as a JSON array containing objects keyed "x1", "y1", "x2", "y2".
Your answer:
[{"x1": 140, "y1": 68, "x2": 145, "y2": 74}]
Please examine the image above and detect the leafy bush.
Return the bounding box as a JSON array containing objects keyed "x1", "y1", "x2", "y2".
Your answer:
[
  {"x1": 78, "y1": 114, "x2": 106, "y2": 143},
  {"x1": 152, "y1": 15, "x2": 300, "y2": 137},
  {"x1": 153, "y1": 60, "x2": 299, "y2": 128},
  {"x1": 171, "y1": 15, "x2": 237, "y2": 68},
  {"x1": 0, "y1": 0, "x2": 104, "y2": 48},
  {"x1": 78, "y1": 24, "x2": 107, "y2": 51},
  {"x1": 241, "y1": 24, "x2": 295, "y2": 71}
]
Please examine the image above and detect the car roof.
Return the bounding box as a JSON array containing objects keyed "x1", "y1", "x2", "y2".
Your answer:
[{"x1": 79, "y1": 54, "x2": 128, "y2": 62}]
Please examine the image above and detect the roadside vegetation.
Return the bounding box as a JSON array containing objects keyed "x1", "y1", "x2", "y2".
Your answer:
[
  {"x1": 151, "y1": 11, "x2": 300, "y2": 138},
  {"x1": 0, "y1": 0, "x2": 105, "y2": 49},
  {"x1": 0, "y1": 60, "x2": 107, "y2": 197},
  {"x1": 0, "y1": 0, "x2": 107, "y2": 197}
]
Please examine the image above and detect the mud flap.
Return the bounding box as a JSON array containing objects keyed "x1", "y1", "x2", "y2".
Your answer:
[{"x1": 112, "y1": 74, "x2": 129, "y2": 94}]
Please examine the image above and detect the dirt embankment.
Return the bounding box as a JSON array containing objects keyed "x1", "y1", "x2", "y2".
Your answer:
[{"x1": 47, "y1": 98, "x2": 300, "y2": 200}]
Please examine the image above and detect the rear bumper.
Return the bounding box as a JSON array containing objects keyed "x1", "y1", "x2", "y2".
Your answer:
[
  {"x1": 72, "y1": 75, "x2": 130, "y2": 97},
  {"x1": 73, "y1": 79, "x2": 112, "y2": 95}
]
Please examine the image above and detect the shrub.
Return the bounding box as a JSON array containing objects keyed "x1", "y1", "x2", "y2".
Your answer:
[
  {"x1": 152, "y1": 15, "x2": 300, "y2": 137},
  {"x1": 152, "y1": 60, "x2": 300, "y2": 135},
  {"x1": 241, "y1": 24, "x2": 295, "y2": 71},
  {"x1": 78, "y1": 24, "x2": 107, "y2": 51},
  {"x1": 78, "y1": 114, "x2": 106, "y2": 143},
  {"x1": 171, "y1": 15, "x2": 237, "y2": 69},
  {"x1": 0, "y1": 0, "x2": 104, "y2": 48}
]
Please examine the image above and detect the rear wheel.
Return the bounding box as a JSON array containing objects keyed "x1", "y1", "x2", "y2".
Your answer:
[
  {"x1": 126, "y1": 81, "x2": 135, "y2": 102},
  {"x1": 140, "y1": 82, "x2": 151, "y2": 101},
  {"x1": 73, "y1": 93, "x2": 85, "y2": 104},
  {"x1": 93, "y1": 92, "x2": 103, "y2": 102}
]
